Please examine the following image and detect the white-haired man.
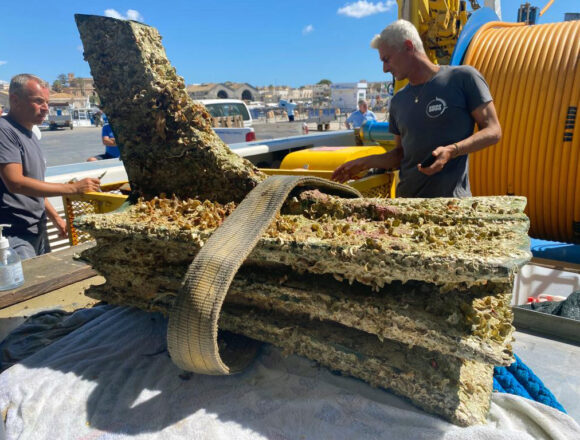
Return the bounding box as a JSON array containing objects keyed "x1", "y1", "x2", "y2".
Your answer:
[
  {"x1": 333, "y1": 20, "x2": 501, "y2": 198},
  {"x1": 0, "y1": 74, "x2": 101, "y2": 259}
]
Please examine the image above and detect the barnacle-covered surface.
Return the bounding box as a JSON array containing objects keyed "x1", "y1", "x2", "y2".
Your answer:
[
  {"x1": 218, "y1": 306, "x2": 494, "y2": 427},
  {"x1": 83, "y1": 258, "x2": 514, "y2": 365},
  {"x1": 75, "y1": 14, "x2": 264, "y2": 203},
  {"x1": 77, "y1": 194, "x2": 528, "y2": 367},
  {"x1": 77, "y1": 194, "x2": 531, "y2": 288}
]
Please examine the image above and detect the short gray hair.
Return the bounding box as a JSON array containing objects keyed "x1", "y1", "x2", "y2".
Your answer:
[
  {"x1": 370, "y1": 20, "x2": 425, "y2": 54},
  {"x1": 358, "y1": 99, "x2": 367, "y2": 106},
  {"x1": 9, "y1": 74, "x2": 48, "y2": 97}
]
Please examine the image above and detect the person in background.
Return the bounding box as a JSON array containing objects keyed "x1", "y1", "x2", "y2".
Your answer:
[
  {"x1": 279, "y1": 99, "x2": 297, "y2": 122},
  {"x1": 0, "y1": 74, "x2": 101, "y2": 259},
  {"x1": 345, "y1": 99, "x2": 376, "y2": 130},
  {"x1": 93, "y1": 111, "x2": 102, "y2": 127},
  {"x1": 345, "y1": 99, "x2": 377, "y2": 145},
  {"x1": 333, "y1": 20, "x2": 501, "y2": 197},
  {"x1": 86, "y1": 116, "x2": 120, "y2": 161}
]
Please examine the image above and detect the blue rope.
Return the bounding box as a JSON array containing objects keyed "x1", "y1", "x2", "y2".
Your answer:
[{"x1": 493, "y1": 353, "x2": 566, "y2": 413}]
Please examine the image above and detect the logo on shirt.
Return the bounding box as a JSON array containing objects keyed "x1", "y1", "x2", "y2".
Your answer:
[{"x1": 425, "y1": 97, "x2": 448, "y2": 118}]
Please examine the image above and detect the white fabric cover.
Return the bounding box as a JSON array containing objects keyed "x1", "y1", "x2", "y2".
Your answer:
[{"x1": 1, "y1": 306, "x2": 579, "y2": 440}]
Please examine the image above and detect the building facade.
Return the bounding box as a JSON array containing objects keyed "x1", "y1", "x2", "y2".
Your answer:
[
  {"x1": 330, "y1": 82, "x2": 368, "y2": 111},
  {"x1": 186, "y1": 82, "x2": 259, "y2": 101}
]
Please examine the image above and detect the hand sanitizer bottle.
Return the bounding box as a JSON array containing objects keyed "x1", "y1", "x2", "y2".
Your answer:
[{"x1": 0, "y1": 224, "x2": 24, "y2": 291}]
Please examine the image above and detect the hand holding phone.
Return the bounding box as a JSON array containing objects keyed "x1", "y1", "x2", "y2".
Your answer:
[{"x1": 420, "y1": 153, "x2": 436, "y2": 168}]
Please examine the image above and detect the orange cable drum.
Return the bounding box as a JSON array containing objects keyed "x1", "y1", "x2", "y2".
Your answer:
[{"x1": 464, "y1": 20, "x2": 580, "y2": 242}]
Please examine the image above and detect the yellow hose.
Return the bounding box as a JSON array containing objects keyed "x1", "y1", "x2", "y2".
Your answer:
[{"x1": 464, "y1": 20, "x2": 580, "y2": 242}]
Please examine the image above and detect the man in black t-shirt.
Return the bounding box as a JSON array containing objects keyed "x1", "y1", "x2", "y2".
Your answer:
[
  {"x1": 332, "y1": 20, "x2": 501, "y2": 198},
  {"x1": 0, "y1": 74, "x2": 101, "y2": 259}
]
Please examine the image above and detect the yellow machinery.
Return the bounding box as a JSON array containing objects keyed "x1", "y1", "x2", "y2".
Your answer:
[
  {"x1": 398, "y1": 0, "x2": 469, "y2": 66},
  {"x1": 279, "y1": 146, "x2": 387, "y2": 171}
]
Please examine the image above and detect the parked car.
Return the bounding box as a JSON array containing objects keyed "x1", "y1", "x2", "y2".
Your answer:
[
  {"x1": 198, "y1": 99, "x2": 256, "y2": 144},
  {"x1": 47, "y1": 103, "x2": 73, "y2": 130}
]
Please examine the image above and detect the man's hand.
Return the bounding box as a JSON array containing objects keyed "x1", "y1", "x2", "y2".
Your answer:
[
  {"x1": 53, "y1": 215, "x2": 68, "y2": 238},
  {"x1": 45, "y1": 199, "x2": 68, "y2": 239},
  {"x1": 417, "y1": 145, "x2": 455, "y2": 176},
  {"x1": 332, "y1": 157, "x2": 370, "y2": 183},
  {"x1": 71, "y1": 178, "x2": 101, "y2": 193}
]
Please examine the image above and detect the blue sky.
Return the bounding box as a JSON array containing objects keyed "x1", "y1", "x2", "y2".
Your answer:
[{"x1": 0, "y1": 0, "x2": 576, "y2": 88}]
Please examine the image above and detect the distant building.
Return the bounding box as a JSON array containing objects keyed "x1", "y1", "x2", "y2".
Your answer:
[
  {"x1": 186, "y1": 82, "x2": 259, "y2": 101},
  {"x1": 289, "y1": 86, "x2": 313, "y2": 102},
  {"x1": 227, "y1": 82, "x2": 259, "y2": 101},
  {"x1": 313, "y1": 83, "x2": 330, "y2": 106},
  {"x1": 61, "y1": 74, "x2": 96, "y2": 99},
  {"x1": 257, "y1": 85, "x2": 291, "y2": 104},
  {"x1": 330, "y1": 82, "x2": 368, "y2": 111}
]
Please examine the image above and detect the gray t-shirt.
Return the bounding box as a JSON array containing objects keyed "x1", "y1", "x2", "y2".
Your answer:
[
  {"x1": 0, "y1": 116, "x2": 47, "y2": 233},
  {"x1": 389, "y1": 65, "x2": 492, "y2": 198}
]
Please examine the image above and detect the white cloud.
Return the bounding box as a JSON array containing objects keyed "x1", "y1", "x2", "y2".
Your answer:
[
  {"x1": 104, "y1": 9, "x2": 123, "y2": 19},
  {"x1": 0, "y1": 61, "x2": 7, "y2": 67},
  {"x1": 104, "y1": 9, "x2": 144, "y2": 22},
  {"x1": 302, "y1": 25, "x2": 314, "y2": 35},
  {"x1": 126, "y1": 9, "x2": 144, "y2": 21},
  {"x1": 77, "y1": 45, "x2": 84, "y2": 52},
  {"x1": 337, "y1": 1, "x2": 396, "y2": 18}
]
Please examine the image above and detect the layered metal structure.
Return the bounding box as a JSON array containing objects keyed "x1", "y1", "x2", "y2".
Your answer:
[
  {"x1": 77, "y1": 194, "x2": 530, "y2": 425},
  {"x1": 75, "y1": 15, "x2": 531, "y2": 426}
]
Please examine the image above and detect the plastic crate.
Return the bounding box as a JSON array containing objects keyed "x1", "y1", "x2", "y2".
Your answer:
[
  {"x1": 63, "y1": 171, "x2": 396, "y2": 246},
  {"x1": 63, "y1": 181, "x2": 129, "y2": 246}
]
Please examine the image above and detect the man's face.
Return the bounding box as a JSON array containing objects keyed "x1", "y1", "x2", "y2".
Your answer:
[
  {"x1": 378, "y1": 43, "x2": 410, "y2": 81},
  {"x1": 10, "y1": 80, "x2": 50, "y2": 127},
  {"x1": 359, "y1": 102, "x2": 368, "y2": 113}
]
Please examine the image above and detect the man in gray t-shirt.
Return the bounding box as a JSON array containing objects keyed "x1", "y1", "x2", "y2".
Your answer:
[
  {"x1": 332, "y1": 20, "x2": 501, "y2": 198},
  {"x1": 0, "y1": 74, "x2": 101, "y2": 259}
]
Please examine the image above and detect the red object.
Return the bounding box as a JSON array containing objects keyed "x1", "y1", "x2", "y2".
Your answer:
[
  {"x1": 245, "y1": 131, "x2": 256, "y2": 142},
  {"x1": 302, "y1": 123, "x2": 309, "y2": 134}
]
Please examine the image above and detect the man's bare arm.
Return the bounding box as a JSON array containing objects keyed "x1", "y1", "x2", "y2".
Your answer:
[
  {"x1": 0, "y1": 163, "x2": 101, "y2": 197},
  {"x1": 332, "y1": 135, "x2": 403, "y2": 183},
  {"x1": 102, "y1": 136, "x2": 116, "y2": 147}
]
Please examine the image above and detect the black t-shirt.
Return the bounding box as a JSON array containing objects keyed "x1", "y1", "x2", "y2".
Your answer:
[
  {"x1": 0, "y1": 116, "x2": 47, "y2": 233},
  {"x1": 389, "y1": 65, "x2": 493, "y2": 198}
]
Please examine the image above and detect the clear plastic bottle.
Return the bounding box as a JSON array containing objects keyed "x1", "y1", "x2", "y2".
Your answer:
[{"x1": 0, "y1": 224, "x2": 24, "y2": 291}]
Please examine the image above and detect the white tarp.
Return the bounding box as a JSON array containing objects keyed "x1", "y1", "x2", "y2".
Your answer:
[{"x1": 1, "y1": 305, "x2": 579, "y2": 440}]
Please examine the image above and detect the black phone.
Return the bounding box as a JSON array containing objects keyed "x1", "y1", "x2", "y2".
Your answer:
[{"x1": 420, "y1": 153, "x2": 436, "y2": 168}]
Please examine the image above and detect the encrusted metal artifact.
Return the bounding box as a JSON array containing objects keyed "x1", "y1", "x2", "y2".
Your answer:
[
  {"x1": 75, "y1": 14, "x2": 264, "y2": 203},
  {"x1": 75, "y1": 14, "x2": 531, "y2": 427}
]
